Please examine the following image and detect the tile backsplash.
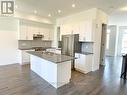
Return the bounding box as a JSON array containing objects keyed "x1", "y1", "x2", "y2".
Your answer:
[
  {"x1": 81, "y1": 42, "x2": 93, "y2": 53},
  {"x1": 18, "y1": 40, "x2": 52, "y2": 49}
]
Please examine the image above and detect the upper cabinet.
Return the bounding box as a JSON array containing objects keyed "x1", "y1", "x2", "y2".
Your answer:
[
  {"x1": 61, "y1": 24, "x2": 72, "y2": 35},
  {"x1": 79, "y1": 20, "x2": 93, "y2": 41},
  {"x1": 19, "y1": 25, "x2": 28, "y2": 40},
  {"x1": 59, "y1": 20, "x2": 93, "y2": 41},
  {"x1": 18, "y1": 20, "x2": 53, "y2": 40}
]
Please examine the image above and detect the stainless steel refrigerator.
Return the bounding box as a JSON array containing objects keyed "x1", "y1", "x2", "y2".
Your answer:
[{"x1": 61, "y1": 34, "x2": 79, "y2": 70}]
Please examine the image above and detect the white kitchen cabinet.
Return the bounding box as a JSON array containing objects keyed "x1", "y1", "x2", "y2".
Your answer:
[
  {"x1": 19, "y1": 25, "x2": 33, "y2": 40},
  {"x1": 18, "y1": 20, "x2": 52, "y2": 40},
  {"x1": 18, "y1": 49, "x2": 34, "y2": 65},
  {"x1": 27, "y1": 27, "x2": 34, "y2": 40},
  {"x1": 79, "y1": 22, "x2": 86, "y2": 41},
  {"x1": 19, "y1": 25, "x2": 28, "y2": 40},
  {"x1": 60, "y1": 24, "x2": 73, "y2": 40},
  {"x1": 75, "y1": 53, "x2": 93, "y2": 74},
  {"x1": 79, "y1": 21, "x2": 93, "y2": 41},
  {"x1": 59, "y1": 20, "x2": 93, "y2": 41},
  {"x1": 42, "y1": 29, "x2": 51, "y2": 40},
  {"x1": 19, "y1": 27, "x2": 51, "y2": 40},
  {"x1": 72, "y1": 23, "x2": 80, "y2": 34},
  {"x1": 62, "y1": 24, "x2": 79, "y2": 35},
  {"x1": 55, "y1": 49, "x2": 61, "y2": 54}
]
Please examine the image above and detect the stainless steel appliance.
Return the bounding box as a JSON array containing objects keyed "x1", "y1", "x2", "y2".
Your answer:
[
  {"x1": 34, "y1": 47, "x2": 44, "y2": 51},
  {"x1": 61, "y1": 34, "x2": 79, "y2": 70},
  {"x1": 33, "y1": 34, "x2": 44, "y2": 40}
]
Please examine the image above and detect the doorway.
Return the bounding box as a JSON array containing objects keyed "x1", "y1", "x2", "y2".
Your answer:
[
  {"x1": 105, "y1": 25, "x2": 117, "y2": 57},
  {"x1": 118, "y1": 26, "x2": 127, "y2": 56},
  {"x1": 100, "y1": 24, "x2": 107, "y2": 65},
  {"x1": 100, "y1": 25, "x2": 118, "y2": 65}
]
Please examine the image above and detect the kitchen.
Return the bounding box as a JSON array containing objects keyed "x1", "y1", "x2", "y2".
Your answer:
[
  {"x1": 18, "y1": 22, "x2": 94, "y2": 88},
  {"x1": 1, "y1": 0, "x2": 123, "y2": 94},
  {"x1": 15, "y1": 8, "x2": 108, "y2": 89}
]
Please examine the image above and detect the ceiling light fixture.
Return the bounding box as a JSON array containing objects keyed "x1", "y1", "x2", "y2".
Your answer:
[
  {"x1": 120, "y1": 7, "x2": 127, "y2": 11},
  {"x1": 48, "y1": 14, "x2": 51, "y2": 17},
  {"x1": 72, "y1": 4, "x2": 76, "y2": 8},
  {"x1": 34, "y1": 10, "x2": 37, "y2": 14},
  {"x1": 58, "y1": 10, "x2": 61, "y2": 13}
]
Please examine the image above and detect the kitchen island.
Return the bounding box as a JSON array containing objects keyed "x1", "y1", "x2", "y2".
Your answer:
[{"x1": 27, "y1": 51, "x2": 75, "y2": 89}]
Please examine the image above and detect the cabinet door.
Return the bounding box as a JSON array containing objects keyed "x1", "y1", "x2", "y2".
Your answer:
[
  {"x1": 55, "y1": 50, "x2": 61, "y2": 54},
  {"x1": 19, "y1": 25, "x2": 27, "y2": 40},
  {"x1": 42, "y1": 29, "x2": 50, "y2": 40},
  {"x1": 75, "y1": 53, "x2": 80, "y2": 69},
  {"x1": 79, "y1": 54, "x2": 86, "y2": 72},
  {"x1": 72, "y1": 23, "x2": 80, "y2": 34},
  {"x1": 75, "y1": 53, "x2": 85, "y2": 72},
  {"x1": 21, "y1": 50, "x2": 35, "y2": 65},
  {"x1": 79, "y1": 21, "x2": 93, "y2": 41},
  {"x1": 79, "y1": 22, "x2": 86, "y2": 41},
  {"x1": 27, "y1": 26, "x2": 35, "y2": 40},
  {"x1": 84, "y1": 55, "x2": 93, "y2": 73},
  {"x1": 85, "y1": 21, "x2": 93, "y2": 41},
  {"x1": 61, "y1": 24, "x2": 72, "y2": 35},
  {"x1": 75, "y1": 54, "x2": 93, "y2": 73}
]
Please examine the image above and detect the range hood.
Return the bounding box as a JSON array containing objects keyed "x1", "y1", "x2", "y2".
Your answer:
[{"x1": 33, "y1": 34, "x2": 44, "y2": 40}]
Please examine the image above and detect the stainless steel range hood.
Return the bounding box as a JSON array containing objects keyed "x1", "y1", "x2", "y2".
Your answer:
[{"x1": 33, "y1": 34, "x2": 44, "y2": 40}]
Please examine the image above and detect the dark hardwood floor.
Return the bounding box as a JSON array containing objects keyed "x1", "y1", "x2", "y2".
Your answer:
[{"x1": 0, "y1": 57, "x2": 127, "y2": 95}]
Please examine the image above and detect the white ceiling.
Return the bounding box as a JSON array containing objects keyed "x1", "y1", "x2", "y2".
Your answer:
[{"x1": 15, "y1": 0, "x2": 127, "y2": 18}]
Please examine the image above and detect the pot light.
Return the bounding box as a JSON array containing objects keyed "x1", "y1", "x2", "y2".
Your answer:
[
  {"x1": 120, "y1": 7, "x2": 127, "y2": 11},
  {"x1": 34, "y1": 10, "x2": 37, "y2": 14},
  {"x1": 48, "y1": 14, "x2": 51, "y2": 17},
  {"x1": 72, "y1": 4, "x2": 76, "y2": 8},
  {"x1": 58, "y1": 10, "x2": 61, "y2": 13}
]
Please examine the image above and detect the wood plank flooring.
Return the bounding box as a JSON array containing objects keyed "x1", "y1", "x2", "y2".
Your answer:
[{"x1": 0, "y1": 57, "x2": 127, "y2": 95}]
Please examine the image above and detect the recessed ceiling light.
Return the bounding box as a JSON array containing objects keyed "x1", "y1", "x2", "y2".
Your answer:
[
  {"x1": 48, "y1": 14, "x2": 51, "y2": 17},
  {"x1": 58, "y1": 10, "x2": 61, "y2": 13},
  {"x1": 34, "y1": 10, "x2": 37, "y2": 14},
  {"x1": 72, "y1": 4, "x2": 76, "y2": 8},
  {"x1": 120, "y1": 7, "x2": 127, "y2": 11}
]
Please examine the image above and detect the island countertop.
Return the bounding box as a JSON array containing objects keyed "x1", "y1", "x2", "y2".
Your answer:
[{"x1": 27, "y1": 51, "x2": 75, "y2": 63}]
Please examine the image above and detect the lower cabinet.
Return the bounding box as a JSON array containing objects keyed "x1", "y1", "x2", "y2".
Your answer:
[
  {"x1": 75, "y1": 53, "x2": 93, "y2": 74},
  {"x1": 18, "y1": 50, "x2": 34, "y2": 65}
]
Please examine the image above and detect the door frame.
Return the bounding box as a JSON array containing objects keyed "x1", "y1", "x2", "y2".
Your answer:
[{"x1": 100, "y1": 23, "x2": 107, "y2": 65}]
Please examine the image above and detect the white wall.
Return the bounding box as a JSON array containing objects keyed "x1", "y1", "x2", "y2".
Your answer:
[
  {"x1": 0, "y1": 17, "x2": 19, "y2": 65},
  {"x1": 92, "y1": 9, "x2": 108, "y2": 70},
  {"x1": 53, "y1": 8, "x2": 108, "y2": 71},
  {"x1": 109, "y1": 14, "x2": 127, "y2": 26}
]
